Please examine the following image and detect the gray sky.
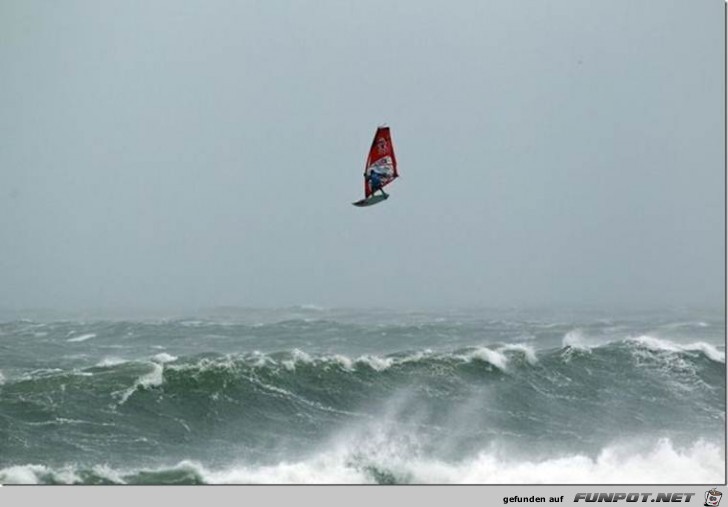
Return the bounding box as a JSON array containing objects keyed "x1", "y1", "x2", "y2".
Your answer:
[{"x1": 1, "y1": 0, "x2": 724, "y2": 312}]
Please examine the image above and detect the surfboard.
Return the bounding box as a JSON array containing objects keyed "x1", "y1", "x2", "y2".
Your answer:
[
  {"x1": 352, "y1": 126, "x2": 398, "y2": 207},
  {"x1": 352, "y1": 194, "x2": 389, "y2": 207}
]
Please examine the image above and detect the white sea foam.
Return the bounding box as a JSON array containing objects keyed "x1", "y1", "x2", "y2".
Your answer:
[
  {"x1": 627, "y1": 335, "x2": 725, "y2": 363},
  {"x1": 459, "y1": 347, "x2": 509, "y2": 371},
  {"x1": 67, "y1": 333, "x2": 96, "y2": 343},
  {"x1": 89, "y1": 464, "x2": 126, "y2": 484},
  {"x1": 291, "y1": 349, "x2": 313, "y2": 363},
  {"x1": 170, "y1": 355, "x2": 239, "y2": 375},
  {"x1": 0, "y1": 370, "x2": 4, "y2": 385},
  {"x1": 201, "y1": 456, "x2": 365, "y2": 484},
  {"x1": 562, "y1": 329, "x2": 591, "y2": 351},
  {"x1": 117, "y1": 363, "x2": 165, "y2": 405},
  {"x1": 216, "y1": 438, "x2": 723, "y2": 484},
  {"x1": 265, "y1": 348, "x2": 513, "y2": 373},
  {"x1": 152, "y1": 353, "x2": 178, "y2": 364},
  {"x1": 96, "y1": 357, "x2": 127, "y2": 367},
  {"x1": 408, "y1": 438, "x2": 723, "y2": 484},
  {"x1": 0, "y1": 438, "x2": 722, "y2": 484},
  {"x1": 356, "y1": 355, "x2": 394, "y2": 371},
  {"x1": 683, "y1": 342, "x2": 725, "y2": 363},
  {"x1": 399, "y1": 349, "x2": 434, "y2": 365},
  {"x1": 282, "y1": 349, "x2": 313, "y2": 370},
  {"x1": 628, "y1": 335, "x2": 681, "y2": 352},
  {"x1": 330, "y1": 354, "x2": 355, "y2": 370},
  {"x1": 281, "y1": 350, "x2": 416, "y2": 372},
  {"x1": 26, "y1": 417, "x2": 90, "y2": 427},
  {"x1": 19, "y1": 368, "x2": 63, "y2": 381},
  {"x1": 248, "y1": 351, "x2": 274, "y2": 368},
  {"x1": 497, "y1": 344, "x2": 538, "y2": 365},
  {"x1": 0, "y1": 464, "x2": 81, "y2": 484},
  {"x1": 137, "y1": 363, "x2": 165, "y2": 389}
]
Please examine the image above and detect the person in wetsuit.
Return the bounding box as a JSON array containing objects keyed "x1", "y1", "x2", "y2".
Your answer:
[{"x1": 366, "y1": 169, "x2": 388, "y2": 198}]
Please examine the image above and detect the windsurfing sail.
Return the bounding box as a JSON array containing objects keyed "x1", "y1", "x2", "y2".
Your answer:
[{"x1": 363, "y1": 126, "x2": 398, "y2": 198}]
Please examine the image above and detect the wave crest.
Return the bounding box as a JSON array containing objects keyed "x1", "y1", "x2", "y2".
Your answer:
[{"x1": 626, "y1": 335, "x2": 725, "y2": 363}]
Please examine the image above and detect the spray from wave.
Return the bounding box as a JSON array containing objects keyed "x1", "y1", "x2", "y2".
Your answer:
[
  {"x1": 627, "y1": 335, "x2": 725, "y2": 363},
  {"x1": 0, "y1": 438, "x2": 721, "y2": 485}
]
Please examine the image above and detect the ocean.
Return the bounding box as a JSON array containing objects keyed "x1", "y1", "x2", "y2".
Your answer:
[{"x1": 0, "y1": 306, "x2": 724, "y2": 484}]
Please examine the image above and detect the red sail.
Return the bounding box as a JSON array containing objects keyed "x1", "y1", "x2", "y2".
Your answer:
[{"x1": 364, "y1": 126, "x2": 398, "y2": 198}]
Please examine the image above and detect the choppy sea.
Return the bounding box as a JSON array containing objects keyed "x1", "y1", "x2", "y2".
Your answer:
[{"x1": 0, "y1": 306, "x2": 724, "y2": 484}]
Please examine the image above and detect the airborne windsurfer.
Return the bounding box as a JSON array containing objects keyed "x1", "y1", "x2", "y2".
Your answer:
[
  {"x1": 352, "y1": 126, "x2": 397, "y2": 207},
  {"x1": 365, "y1": 169, "x2": 388, "y2": 198}
]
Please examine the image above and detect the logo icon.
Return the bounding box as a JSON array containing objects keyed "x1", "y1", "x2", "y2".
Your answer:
[
  {"x1": 705, "y1": 489, "x2": 722, "y2": 506},
  {"x1": 376, "y1": 138, "x2": 388, "y2": 155}
]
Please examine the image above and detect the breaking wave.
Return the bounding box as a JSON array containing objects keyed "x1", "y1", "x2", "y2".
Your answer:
[{"x1": 0, "y1": 438, "x2": 721, "y2": 484}]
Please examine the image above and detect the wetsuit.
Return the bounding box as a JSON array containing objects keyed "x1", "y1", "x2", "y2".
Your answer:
[{"x1": 368, "y1": 171, "x2": 387, "y2": 196}]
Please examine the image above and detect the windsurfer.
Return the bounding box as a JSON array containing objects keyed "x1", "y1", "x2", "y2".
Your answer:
[
  {"x1": 366, "y1": 169, "x2": 388, "y2": 198},
  {"x1": 352, "y1": 126, "x2": 397, "y2": 207}
]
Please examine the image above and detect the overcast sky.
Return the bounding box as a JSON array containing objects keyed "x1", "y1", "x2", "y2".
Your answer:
[{"x1": 1, "y1": 0, "x2": 724, "y2": 312}]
